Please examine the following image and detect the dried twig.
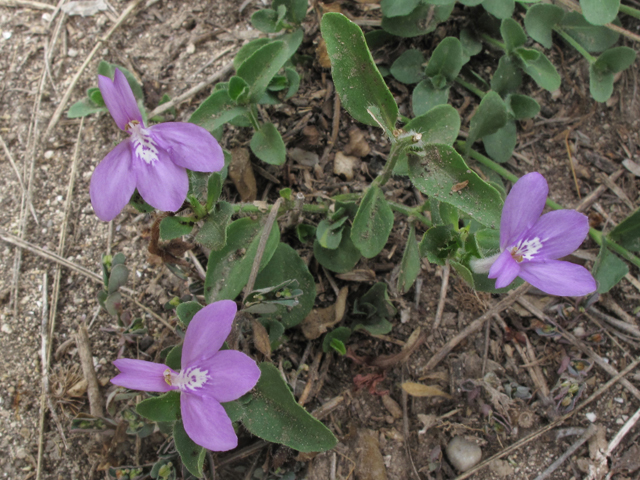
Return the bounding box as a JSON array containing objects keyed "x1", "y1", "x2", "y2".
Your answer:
[
  {"x1": 401, "y1": 368, "x2": 421, "y2": 480},
  {"x1": 0, "y1": 0, "x2": 55, "y2": 8},
  {"x1": 242, "y1": 197, "x2": 283, "y2": 302},
  {"x1": 575, "y1": 169, "x2": 624, "y2": 213},
  {"x1": 423, "y1": 283, "x2": 530, "y2": 372},
  {"x1": 433, "y1": 260, "x2": 450, "y2": 330},
  {"x1": 0, "y1": 133, "x2": 36, "y2": 220},
  {"x1": 453, "y1": 356, "x2": 640, "y2": 480},
  {"x1": 76, "y1": 324, "x2": 105, "y2": 417},
  {"x1": 298, "y1": 350, "x2": 323, "y2": 406},
  {"x1": 533, "y1": 424, "x2": 598, "y2": 480}
]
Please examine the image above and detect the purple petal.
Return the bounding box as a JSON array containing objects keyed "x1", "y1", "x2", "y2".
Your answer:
[
  {"x1": 90, "y1": 140, "x2": 137, "y2": 221},
  {"x1": 133, "y1": 148, "x2": 188, "y2": 212},
  {"x1": 111, "y1": 359, "x2": 173, "y2": 392},
  {"x1": 488, "y1": 249, "x2": 521, "y2": 289},
  {"x1": 182, "y1": 300, "x2": 237, "y2": 367},
  {"x1": 519, "y1": 260, "x2": 597, "y2": 296},
  {"x1": 98, "y1": 69, "x2": 142, "y2": 130},
  {"x1": 500, "y1": 172, "x2": 548, "y2": 249},
  {"x1": 150, "y1": 122, "x2": 225, "y2": 172},
  {"x1": 523, "y1": 210, "x2": 590, "y2": 260},
  {"x1": 196, "y1": 350, "x2": 260, "y2": 403},
  {"x1": 181, "y1": 393, "x2": 238, "y2": 451}
]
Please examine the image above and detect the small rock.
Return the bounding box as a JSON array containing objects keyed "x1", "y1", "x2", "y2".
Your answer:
[
  {"x1": 1, "y1": 324, "x2": 12, "y2": 334},
  {"x1": 44, "y1": 150, "x2": 54, "y2": 159},
  {"x1": 67, "y1": 48, "x2": 78, "y2": 57},
  {"x1": 585, "y1": 412, "x2": 597, "y2": 423},
  {"x1": 446, "y1": 436, "x2": 482, "y2": 472},
  {"x1": 15, "y1": 448, "x2": 27, "y2": 460},
  {"x1": 186, "y1": 43, "x2": 196, "y2": 54}
]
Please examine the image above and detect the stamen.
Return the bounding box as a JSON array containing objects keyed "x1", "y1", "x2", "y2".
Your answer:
[
  {"x1": 163, "y1": 368, "x2": 172, "y2": 386},
  {"x1": 171, "y1": 367, "x2": 210, "y2": 392},
  {"x1": 126, "y1": 121, "x2": 159, "y2": 165},
  {"x1": 509, "y1": 237, "x2": 543, "y2": 263}
]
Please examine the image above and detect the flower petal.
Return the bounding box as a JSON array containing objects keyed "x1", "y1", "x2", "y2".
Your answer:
[
  {"x1": 523, "y1": 210, "x2": 589, "y2": 260},
  {"x1": 111, "y1": 359, "x2": 173, "y2": 392},
  {"x1": 196, "y1": 350, "x2": 260, "y2": 403},
  {"x1": 150, "y1": 122, "x2": 225, "y2": 172},
  {"x1": 98, "y1": 68, "x2": 142, "y2": 130},
  {"x1": 182, "y1": 300, "x2": 237, "y2": 367},
  {"x1": 488, "y1": 249, "x2": 521, "y2": 289},
  {"x1": 90, "y1": 140, "x2": 136, "y2": 221},
  {"x1": 181, "y1": 394, "x2": 238, "y2": 451},
  {"x1": 133, "y1": 148, "x2": 188, "y2": 212},
  {"x1": 500, "y1": 172, "x2": 548, "y2": 250},
  {"x1": 519, "y1": 260, "x2": 596, "y2": 296}
]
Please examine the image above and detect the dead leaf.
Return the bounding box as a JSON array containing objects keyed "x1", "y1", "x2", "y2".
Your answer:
[
  {"x1": 300, "y1": 286, "x2": 348, "y2": 339},
  {"x1": 335, "y1": 269, "x2": 376, "y2": 282},
  {"x1": 350, "y1": 429, "x2": 388, "y2": 480},
  {"x1": 623, "y1": 158, "x2": 640, "y2": 177},
  {"x1": 381, "y1": 394, "x2": 403, "y2": 419},
  {"x1": 252, "y1": 319, "x2": 271, "y2": 357},
  {"x1": 288, "y1": 147, "x2": 319, "y2": 167},
  {"x1": 67, "y1": 379, "x2": 87, "y2": 397},
  {"x1": 319, "y1": 2, "x2": 342, "y2": 13},
  {"x1": 371, "y1": 328, "x2": 426, "y2": 368},
  {"x1": 417, "y1": 413, "x2": 437, "y2": 433},
  {"x1": 344, "y1": 126, "x2": 371, "y2": 158},
  {"x1": 451, "y1": 180, "x2": 469, "y2": 192},
  {"x1": 333, "y1": 151, "x2": 360, "y2": 180},
  {"x1": 401, "y1": 382, "x2": 452, "y2": 399},
  {"x1": 315, "y1": 38, "x2": 331, "y2": 69},
  {"x1": 228, "y1": 147, "x2": 257, "y2": 201}
]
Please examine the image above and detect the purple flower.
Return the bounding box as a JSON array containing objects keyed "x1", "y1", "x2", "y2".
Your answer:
[
  {"x1": 111, "y1": 300, "x2": 260, "y2": 451},
  {"x1": 90, "y1": 68, "x2": 224, "y2": 221},
  {"x1": 472, "y1": 172, "x2": 596, "y2": 296}
]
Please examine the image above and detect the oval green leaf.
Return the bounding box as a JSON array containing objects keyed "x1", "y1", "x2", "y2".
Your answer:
[{"x1": 351, "y1": 185, "x2": 394, "y2": 258}]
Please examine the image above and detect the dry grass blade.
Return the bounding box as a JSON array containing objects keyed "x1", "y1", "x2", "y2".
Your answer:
[
  {"x1": 433, "y1": 260, "x2": 450, "y2": 330},
  {"x1": 0, "y1": 0, "x2": 55, "y2": 8}
]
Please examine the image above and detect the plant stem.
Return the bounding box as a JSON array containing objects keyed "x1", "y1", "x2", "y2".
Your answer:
[
  {"x1": 454, "y1": 76, "x2": 486, "y2": 98},
  {"x1": 479, "y1": 32, "x2": 506, "y2": 52},
  {"x1": 247, "y1": 104, "x2": 261, "y2": 131},
  {"x1": 372, "y1": 140, "x2": 403, "y2": 187},
  {"x1": 554, "y1": 28, "x2": 596, "y2": 64},
  {"x1": 459, "y1": 142, "x2": 640, "y2": 269},
  {"x1": 615, "y1": 4, "x2": 640, "y2": 20}
]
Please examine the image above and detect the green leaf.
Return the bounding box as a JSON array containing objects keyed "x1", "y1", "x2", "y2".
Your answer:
[
  {"x1": 559, "y1": 12, "x2": 620, "y2": 53},
  {"x1": 273, "y1": 0, "x2": 307, "y2": 23},
  {"x1": 206, "y1": 173, "x2": 223, "y2": 212},
  {"x1": 234, "y1": 38, "x2": 271, "y2": 70},
  {"x1": 108, "y1": 264, "x2": 129, "y2": 294},
  {"x1": 259, "y1": 318, "x2": 285, "y2": 350},
  {"x1": 397, "y1": 225, "x2": 421, "y2": 294},
  {"x1": 353, "y1": 282, "x2": 396, "y2": 335},
  {"x1": 321, "y1": 13, "x2": 398, "y2": 131},
  {"x1": 524, "y1": 4, "x2": 565, "y2": 49},
  {"x1": 251, "y1": 8, "x2": 282, "y2": 33},
  {"x1": 351, "y1": 185, "x2": 394, "y2": 258},
  {"x1": 482, "y1": 0, "x2": 515, "y2": 19},
  {"x1": 509, "y1": 94, "x2": 540, "y2": 120},
  {"x1": 491, "y1": 55, "x2": 523, "y2": 96},
  {"x1": 314, "y1": 225, "x2": 362, "y2": 273},
  {"x1": 500, "y1": 18, "x2": 527, "y2": 53},
  {"x1": 467, "y1": 91, "x2": 509, "y2": 148},
  {"x1": 136, "y1": 391, "x2": 180, "y2": 423},
  {"x1": 228, "y1": 75, "x2": 250, "y2": 103},
  {"x1": 425, "y1": 37, "x2": 465, "y2": 83},
  {"x1": 382, "y1": 3, "x2": 454, "y2": 37},
  {"x1": 104, "y1": 291, "x2": 122, "y2": 316},
  {"x1": 590, "y1": 47, "x2": 636, "y2": 102},
  {"x1": 514, "y1": 47, "x2": 561, "y2": 91},
  {"x1": 419, "y1": 225, "x2": 459, "y2": 265},
  {"x1": 381, "y1": 0, "x2": 422, "y2": 17},
  {"x1": 316, "y1": 216, "x2": 348, "y2": 249},
  {"x1": 284, "y1": 67, "x2": 300, "y2": 100},
  {"x1": 460, "y1": 29, "x2": 483, "y2": 63},
  {"x1": 230, "y1": 363, "x2": 338, "y2": 452},
  {"x1": 390, "y1": 49, "x2": 425, "y2": 84},
  {"x1": 174, "y1": 420, "x2": 206, "y2": 478},
  {"x1": 165, "y1": 344, "x2": 182, "y2": 370},
  {"x1": 250, "y1": 122, "x2": 286, "y2": 165},
  {"x1": 237, "y1": 41, "x2": 292, "y2": 103},
  {"x1": 195, "y1": 201, "x2": 234, "y2": 251},
  {"x1": 67, "y1": 98, "x2": 107, "y2": 118},
  {"x1": 253, "y1": 243, "x2": 316, "y2": 328},
  {"x1": 322, "y1": 327, "x2": 351, "y2": 353},
  {"x1": 430, "y1": 198, "x2": 459, "y2": 226},
  {"x1": 580, "y1": 0, "x2": 619, "y2": 26},
  {"x1": 204, "y1": 217, "x2": 281, "y2": 302},
  {"x1": 296, "y1": 223, "x2": 317, "y2": 244},
  {"x1": 408, "y1": 144, "x2": 503, "y2": 228},
  {"x1": 412, "y1": 81, "x2": 450, "y2": 117},
  {"x1": 87, "y1": 87, "x2": 105, "y2": 107},
  {"x1": 159, "y1": 217, "x2": 193, "y2": 241},
  {"x1": 176, "y1": 301, "x2": 203, "y2": 328},
  {"x1": 451, "y1": 259, "x2": 524, "y2": 293},
  {"x1": 593, "y1": 239, "x2": 628, "y2": 293},
  {"x1": 609, "y1": 208, "x2": 640, "y2": 251},
  {"x1": 189, "y1": 89, "x2": 249, "y2": 133},
  {"x1": 483, "y1": 119, "x2": 517, "y2": 164},
  {"x1": 406, "y1": 104, "x2": 461, "y2": 144}
]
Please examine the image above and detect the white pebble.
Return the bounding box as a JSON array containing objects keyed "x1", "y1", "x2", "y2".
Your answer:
[
  {"x1": 585, "y1": 412, "x2": 597, "y2": 423},
  {"x1": 446, "y1": 436, "x2": 482, "y2": 472}
]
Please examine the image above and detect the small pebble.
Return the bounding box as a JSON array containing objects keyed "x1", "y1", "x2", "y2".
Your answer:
[
  {"x1": 446, "y1": 436, "x2": 482, "y2": 472},
  {"x1": 67, "y1": 48, "x2": 78, "y2": 57},
  {"x1": 585, "y1": 412, "x2": 597, "y2": 423},
  {"x1": 44, "y1": 150, "x2": 54, "y2": 159},
  {"x1": 1, "y1": 324, "x2": 12, "y2": 334}
]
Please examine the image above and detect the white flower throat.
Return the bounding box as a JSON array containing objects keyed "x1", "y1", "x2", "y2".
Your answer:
[
  {"x1": 126, "y1": 121, "x2": 159, "y2": 165},
  {"x1": 509, "y1": 237, "x2": 542, "y2": 263},
  {"x1": 164, "y1": 367, "x2": 209, "y2": 392}
]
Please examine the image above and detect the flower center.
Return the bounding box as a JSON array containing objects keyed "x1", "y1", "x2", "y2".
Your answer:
[
  {"x1": 509, "y1": 237, "x2": 542, "y2": 263},
  {"x1": 163, "y1": 367, "x2": 209, "y2": 392},
  {"x1": 126, "y1": 120, "x2": 159, "y2": 165}
]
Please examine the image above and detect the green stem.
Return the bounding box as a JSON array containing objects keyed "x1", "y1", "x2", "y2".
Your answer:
[
  {"x1": 459, "y1": 141, "x2": 640, "y2": 269},
  {"x1": 554, "y1": 28, "x2": 596, "y2": 64},
  {"x1": 454, "y1": 76, "x2": 486, "y2": 98},
  {"x1": 619, "y1": 4, "x2": 640, "y2": 21},
  {"x1": 479, "y1": 32, "x2": 506, "y2": 52},
  {"x1": 247, "y1": 104, "x2": 261, "y2": 131},
  {"x1": 372, "y1": 141, "x2": 403, "y2": 187},
  {"x1": 389, "y1": 201, "x2": 432, "y2": 227}
]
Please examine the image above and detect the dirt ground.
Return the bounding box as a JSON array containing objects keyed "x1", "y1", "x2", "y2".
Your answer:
[{"x1": 1, "y1": 1, "x2": 639, "y2": 479}]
